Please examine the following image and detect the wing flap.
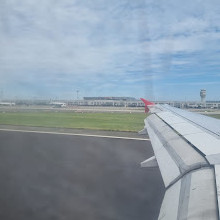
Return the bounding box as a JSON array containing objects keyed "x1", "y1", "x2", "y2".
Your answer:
[
  {"x1": 146, "y1": 121, "x2": 180, "y2": 187},
  {"x1": 159, "y1": 168, "x2": 218, "y2": 220},
  {"x1": 155, "y1": 109, "x2": 220, "y2": 163},
  {"x1": 146, "y1": 114, "x2": 207, "y2": 187}
]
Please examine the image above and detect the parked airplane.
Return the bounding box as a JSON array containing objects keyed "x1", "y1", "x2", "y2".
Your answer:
[
  {"x1": 140, "y1": 98, "x2": 220, "y2": 220},
  {"x1": 0, "y1": 102, "x2": 16, "y2": 106},
  {"x1": 49, "y1": 102, "x2": 67, "y2": 108}
]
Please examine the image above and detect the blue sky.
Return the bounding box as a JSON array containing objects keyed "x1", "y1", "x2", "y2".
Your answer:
[{"x1": 0, "y1": 0, "x2": 220, "y2": 101}]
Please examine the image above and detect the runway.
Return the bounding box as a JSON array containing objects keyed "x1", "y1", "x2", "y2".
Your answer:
[{"x1": 0, "y1": 130, "x2": 164, "y2": 220}]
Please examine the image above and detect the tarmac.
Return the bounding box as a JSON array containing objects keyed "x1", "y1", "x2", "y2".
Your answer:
[{"x1": 0, "y1": 128, "x2": 165, "y2": 220}]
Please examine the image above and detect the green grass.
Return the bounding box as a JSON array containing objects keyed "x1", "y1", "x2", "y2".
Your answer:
[
  {"x1": 206, "y1": 114, "x2": 220, "y2": 119},
  {"x1": 0, "y1": 112, "x2": 148, "y2": 132}
]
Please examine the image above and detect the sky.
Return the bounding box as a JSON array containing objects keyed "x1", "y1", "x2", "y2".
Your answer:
[{"x1": 0, "y1": 0, "x2": 220, "y2": 101}]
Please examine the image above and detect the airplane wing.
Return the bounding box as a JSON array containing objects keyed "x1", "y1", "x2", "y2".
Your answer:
[{"x1": 140, "y1": 98, "x2": 220, "y2": 220}]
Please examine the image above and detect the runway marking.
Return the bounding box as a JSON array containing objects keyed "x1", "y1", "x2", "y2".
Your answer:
[{"x1": 0, "y1": 128, "x2": 150, "y2": 141}]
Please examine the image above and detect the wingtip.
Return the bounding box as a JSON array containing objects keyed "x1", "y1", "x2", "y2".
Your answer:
[
  {"x1": 140, "y1": 98, "x2": 154, "y2": 113},
  {"x1": 140, "y1": 98, "x2": 155, "y2": 106}
]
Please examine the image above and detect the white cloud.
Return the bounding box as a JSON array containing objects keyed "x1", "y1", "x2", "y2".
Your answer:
[{"x1": 0, "y1": 0, "x2": 220, "y2": 98}]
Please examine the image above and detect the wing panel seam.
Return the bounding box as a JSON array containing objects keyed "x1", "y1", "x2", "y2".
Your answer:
[{"x1": 154, "y1": 113, "x2": 209, "y2": 161}]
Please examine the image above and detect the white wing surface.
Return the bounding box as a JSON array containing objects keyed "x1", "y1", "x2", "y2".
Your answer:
[{"x1": 140, "y1": 99, "x2": 220, "y2": 220}]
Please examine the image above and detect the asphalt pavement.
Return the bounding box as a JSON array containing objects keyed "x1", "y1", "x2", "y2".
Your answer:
[{"x1": 0, "y1": 130, "x2": 164, "y2": 220}]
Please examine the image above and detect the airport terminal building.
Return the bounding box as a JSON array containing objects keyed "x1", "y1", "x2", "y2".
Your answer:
[
  {"x1": 82, "y1": 97, "x2": 143, "y2": 107},
  {"x1": 69, "y1": 97, "x2": 220, "y2": 109},
  {"x1": 67, "y1": 97, "x2": 145, "y2": 107}
]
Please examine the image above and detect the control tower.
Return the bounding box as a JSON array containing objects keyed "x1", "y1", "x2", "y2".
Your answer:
[{"x1": 200, "y1": 89, "x2": 206, "y2": 103}]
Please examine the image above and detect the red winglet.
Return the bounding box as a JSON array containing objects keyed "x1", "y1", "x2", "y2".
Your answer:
[{"x1": 140, "y1": 98, "x2": 155, "y2": 113}]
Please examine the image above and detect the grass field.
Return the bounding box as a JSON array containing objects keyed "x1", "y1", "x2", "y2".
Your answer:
[
  {"x1": 0, "y1": 112, "x2": 147, "y2": 132},
  {"x1": 206, "y1": 114, "x2": 220, "y2": 119}
]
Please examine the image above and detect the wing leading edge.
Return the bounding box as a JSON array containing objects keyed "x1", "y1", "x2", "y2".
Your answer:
[{"x1": 140, "y1": 98, "x2": 220, "y2": 220}]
